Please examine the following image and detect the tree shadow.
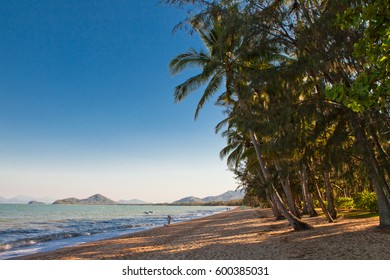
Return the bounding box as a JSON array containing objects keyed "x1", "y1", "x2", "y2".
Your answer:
[{"x1": 16, "y1": 208, "x2": 389, "y2": 260}]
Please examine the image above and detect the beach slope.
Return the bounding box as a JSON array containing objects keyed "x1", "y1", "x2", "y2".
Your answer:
[{"x1": 14, "y1": 208, "x2": 390, "y2": 260}]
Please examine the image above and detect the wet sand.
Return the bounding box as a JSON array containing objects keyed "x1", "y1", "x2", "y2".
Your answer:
[{"x1": 14, "y1": 208, "x2": 390, "y2": 260}]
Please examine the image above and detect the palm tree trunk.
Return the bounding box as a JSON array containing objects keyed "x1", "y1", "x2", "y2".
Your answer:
[
  {"x1": 301, "y1": 185, "x2": 309, "y2": 214},
  {"x1": 368, "y1": 122, "x2": 390, "y2": 197},
  {"x1": 272, "y1": 188, "x2": 313, "y2": 231},
  {"x1": 266, "y1": 188, "x2": 284, "y2": 220},
  {"x1": 249, "y1": 129, "x2": 270, "y2": 179},
  {"x1": 323, "y1": 168, "x2": 337, "y2": 220},
  {"x1": 301, "y1": 164, "x2": 318, "y2": 217},
  {"x1": 306, "y1": 162, "x2": 335, "y2": 223},
  {"x1": 313, "y1": 185, "x2": 335, "y2": 223},
  {"x1": 348, "y1": 111, "x2": 390, "y2": 227},
  {"x1": 275, "y1": 162, "x2": 300, "y2": 218},
  {"x1": 249, "y1": 129, "x2": 311, "y2": 229}
]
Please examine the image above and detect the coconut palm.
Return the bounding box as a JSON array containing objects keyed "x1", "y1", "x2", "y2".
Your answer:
[
  {"x1": 170, "y1": 9, "x2": 314, "y2": 229},
  {"x1": 169, "y1": 25, "x2": 226, "y2": 119},
  {"x1": 166, "y1": 0, "x2": 390, "y2": 228}
]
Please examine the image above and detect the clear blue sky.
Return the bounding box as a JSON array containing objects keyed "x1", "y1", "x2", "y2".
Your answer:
[{"x1": 0, "y1": 0, "x2": 236, "y2": 203}]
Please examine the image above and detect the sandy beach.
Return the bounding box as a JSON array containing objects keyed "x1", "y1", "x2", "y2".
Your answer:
[{"x1": 14, "y1": 208, "x2": 390, "y2": 260}]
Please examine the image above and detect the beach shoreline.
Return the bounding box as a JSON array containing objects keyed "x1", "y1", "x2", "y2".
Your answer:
[
  {"x1": 11, "y1": 208, "x2": 390, "y2": 260},
  {"x1": 1, "y1": 204, "x2": 230, "y2": 260}
]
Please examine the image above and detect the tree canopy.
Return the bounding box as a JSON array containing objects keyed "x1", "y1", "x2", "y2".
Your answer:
[{"x1": 167, "y1": 0, "x2": 390, "y2": 228}]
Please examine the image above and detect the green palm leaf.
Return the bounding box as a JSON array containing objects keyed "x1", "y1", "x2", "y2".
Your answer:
[
  {"x1": 195, "y1": 72, "x2": 224, "y2": 119},
  {"x1": 169, "y1": 48, "x2": 210, "y2": 75}
]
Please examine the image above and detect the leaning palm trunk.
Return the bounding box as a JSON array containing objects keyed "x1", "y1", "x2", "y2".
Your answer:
[
  {"x1": 271, "y1": 188, "x2": 313, "y2": 231},
  {"x1": 368, "y1": 122, "x2": 390, "y2": 198},
  {"x1": 306, "y1": 163, "x2": 335, "y2": 223},
  {"x1": 348, "y1": 111, "x2": 390, "y2": 227},
  {"x1": 275, "y1": 162, "x2": 300, "y2": 218},
  {"x1": 266, "y1": 188, "x2": 284, "y2": 220},
  {"x1": 249, "y1": 129, "x2": 312, "y2": 229},
  {"x1": 301, "y1": 185, "x2": 309, "y2": 214},
  {"x1": 323, "y1": 169, "x2": 337, "y2": 220},
  {"x1": 249, "y1": 129, "x2": 270, "y2": 179},
  {"x1": 313, "y1": 188, "x2": 335, "y2": 223},
  {"x1": 301, "y1": 165, "x2": 318, "y2": 217}
]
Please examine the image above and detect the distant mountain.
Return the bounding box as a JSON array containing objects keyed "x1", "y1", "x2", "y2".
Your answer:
[
  {"x1": 173, "y1": 190, "x2": 244, "y2": 204},
  {"x1": 173, "y1": 196, "x2": 204, "y2": 204},
  {"x1": 35, "y1": 196, "x2": 56, "y2": 204},
  {"x1": 117, "y1": 199, "x2": 147, "y2": 204},
  {"x1": 7, "y1": 195, "x2": 35, "y2": 204},
  {"x1": 28, "y1": 201, "x2": 46, "y2": 205},
  {"x1": 53, "y1": 194, "x2": 117, "y2": 205},
  {"x1": 202, "y1": 190, "x2": 244, "y2": 203},
  {"x1": 0, "y1": 195, "x2": 55, "y2": 204},
  {"x1": 53, "y1": 197, "x2": 80, "y2": 204}
]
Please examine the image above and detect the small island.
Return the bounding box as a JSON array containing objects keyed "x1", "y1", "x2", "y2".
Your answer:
[
  {"x1": 28, "y1": 201, "x2": 46, "y2": 205},
  {"x1": 53, "y1": 194, "x2": 117, "y2": 205}
]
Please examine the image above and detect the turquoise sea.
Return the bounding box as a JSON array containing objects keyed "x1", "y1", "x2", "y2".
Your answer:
[{"x1": 0, "y1": 204, "x2": 229, "y2": 259}]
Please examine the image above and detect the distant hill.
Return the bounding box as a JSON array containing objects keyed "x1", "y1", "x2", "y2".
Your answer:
[
  {"x1": 202, "y1": 190, "x2": 244, "y2": 203},
  {"x1": 0, "y1": 195, "x2": 55, "y2": 204},
  {"x1": 53, "y1": 197, "x2": 79, "y2": 204},
  {"x1": 53, "y1": 194, "x2": 117, "y2": 205},
  {"x1": 1, "y1": 195, "x2": 35, "y2": 204},
  {"x1": 117, "y1": 199, "x2": 147, "y2": 204},
  {"x1": 173, "y1": 196, "x2": 204, "y2": 204},
  {"x1": 173, "y1": 190, "x2": 244, "y2": 204},
  {"x1": 28, "y1": 201, "x2": 46, "y2": 205}
]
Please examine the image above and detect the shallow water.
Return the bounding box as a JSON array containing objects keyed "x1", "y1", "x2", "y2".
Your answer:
[{"x1": 0, "y1": 204, "x2": 228, "y2": 259}]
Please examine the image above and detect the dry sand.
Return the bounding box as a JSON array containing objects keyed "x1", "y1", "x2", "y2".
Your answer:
[{"x1": 14, "y1": 208, "x2": 390, "y2": 260}]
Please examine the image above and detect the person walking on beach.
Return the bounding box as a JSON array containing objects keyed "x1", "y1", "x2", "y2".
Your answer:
[{"x1": 167, "y1": 215, "x2": 172, "y2": 225}]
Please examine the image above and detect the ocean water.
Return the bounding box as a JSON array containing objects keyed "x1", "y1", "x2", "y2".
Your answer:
[{"x1": 0, "y1": 204, "x2": 229, "y2": 259}]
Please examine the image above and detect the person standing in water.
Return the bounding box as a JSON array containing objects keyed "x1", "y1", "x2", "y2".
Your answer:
[{"x1": 167, "y1": 215, "x2": 172, "y2": 225}]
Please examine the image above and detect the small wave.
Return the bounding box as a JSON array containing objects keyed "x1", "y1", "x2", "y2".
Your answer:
[
  {"x1": 0, "y1": 239, "x2": 38, "y2": 252},
  {"x1": 0, "y1": 221, "x2": 155, "y2": 253},
  {"x1": 0, "y1": 206, "x2": 226, "y2": 256},
  {"x1": 0, "y1": 244, "x2": 12, "y2": 251},
  {"x1": 0, "y1": 228, "x2": 42, "y2": 235},
  {"x1": 0, "y1": 232, "x2": 84, "y2": 252}
]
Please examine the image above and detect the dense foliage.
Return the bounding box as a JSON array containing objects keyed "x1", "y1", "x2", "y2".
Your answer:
[
  {"x1": 167, "y1": 0, "x2": 390, "y2": 228},
  {"x1": 353, "y1": 190, "x2": 379, "y2": 212}
]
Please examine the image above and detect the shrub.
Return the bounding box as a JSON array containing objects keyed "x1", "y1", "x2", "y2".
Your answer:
[
  {"x1": 335, "y1": 197, "x2": 355, "y2": 210},
  {"x1": 353, "y1": 190, "x2": 378, "y2": 212},
  {"x1": 313, "y1": 199, "x2": 328, "y2": 209}
]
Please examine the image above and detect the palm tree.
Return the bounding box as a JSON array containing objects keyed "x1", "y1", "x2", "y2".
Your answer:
[
  {"x1": 167, "y1": 0, "x2": 390, "y2": 228},
  {"x1": 170, "y1": 25, "x2": 225, "y2": 119},
  {"x1": 170, "y1": 9, "x2": 313, "y2": 230}
]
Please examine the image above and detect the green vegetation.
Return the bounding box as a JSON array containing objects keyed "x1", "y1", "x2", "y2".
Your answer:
[
  {"x1": 335, "y1": 194, "x2": 378, "y2": 212},
  {"x1": 167, "y1": 0, "x2": 390, "y2": 229},
  {"x1": 353, "y1": 190, "x2": 379, "y2": 212},
  {"x1": 335, "y1": 197, "x2": 355, "y2": 210}
]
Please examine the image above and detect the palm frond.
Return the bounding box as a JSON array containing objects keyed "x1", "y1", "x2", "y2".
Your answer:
[
  {"x1": 169, "y1": 49, "x2": 210, "y2": 75},
  {"x1": 215, "y1": 116, "x2": 230, "y2": 134},
  {"x1": 219, "y1": 143, "x2": 238, "y2": 160},
  {"x1": 173, "y1": 72, "x2": 210, "y2": 102},
  {"x1": 194, "y1": 72, "x2": 224, "y2": 119},
  {"x1": 196, "y1": 27, "x2": 218, "y2": 52},
  {"x1": 227, "y1": 145, "x2": 245, "y2": 169}
]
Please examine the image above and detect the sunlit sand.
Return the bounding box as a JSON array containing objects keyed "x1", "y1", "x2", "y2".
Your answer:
[{"x1": 15, "y1": 208, "x2": 390, "y2": 260}]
